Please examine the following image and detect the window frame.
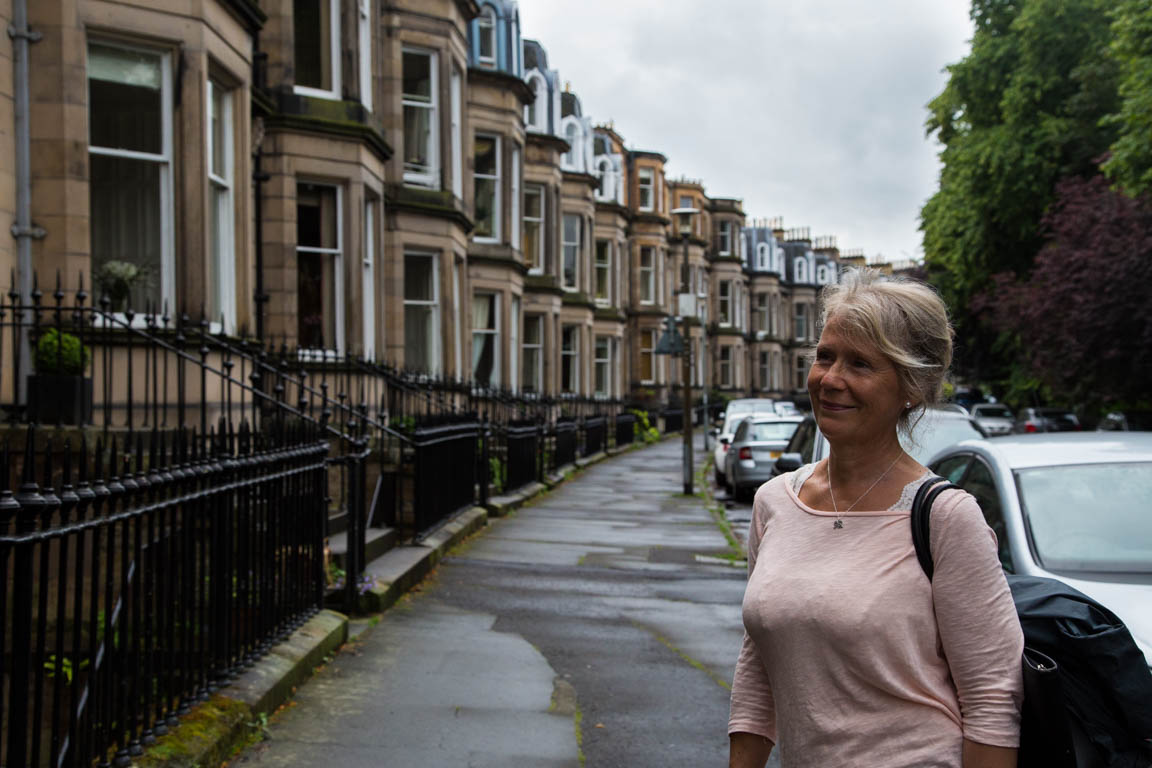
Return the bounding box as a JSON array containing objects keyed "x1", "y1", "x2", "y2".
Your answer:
[
  {"x1": 523, "y1": 183, "x2": 544, "y2": 274},
  {"x1": 476, "y1": 5, "x2": 496, "y2": 68},
  {"x1": 362, "y1": 197, "x2": 378, "y2": 359},
  {"x1": 450, "y1": 66, "x2": 462, "y2": 198},
  {"x1": 718, "y1": 280, "x2": 732, "y2": 326},
  {"x1": 594, "y1": 240, "x2": 611, "y2": 305},
  {"x1": 719, "y1": 346, "x2": 732, "y2": 388},
  {"x1": 295, "y1": 181, "x2": 346, "y2": 354},
  {"x1": 524, "y1": 71, "x2": 546, "y2": 130},
  {"x1": 87, "y1": 39, "x2": 176, "y2": 323},
  {"x1": 206, "y1": 76, "x2": 236, "y2": 334},
  {"x1": 471, "y1": 290, "x2": 501, "y2": 386},
  {"x1": 719, "y1": 221, "x2": 732, "y2": 256},
  {"x1": 404, "y1": 251, "x2": 441, "y2": 373},
  {"x1": 637, "y1": 167, "x2": 653, "y2": 211},
  {"x1": 293, "y1": 0, "x2": 342, "y2": 100},
  {"x1": 639, "y1": 328, "x2": 655, "y2": 385},
  {"x1": 639, "y1": 246, "x2": 655, "y2": 304},
  {"x1": 561, "y1": 212, "x2": 581, "y2": 291},
  {"x1": 510, "y1": 145, "x2": 521, "y2": 250},
  {"x1": 594, "y1": 335, "x2": 611, "y2": 396},
  {"x1": 794, "y1": 301, "x2": 808, "y2": 341},
  {"x1": 357, "y1": 0, "x2": 373, "y2": 111},
  {"x1": 402, "y1": 47, "x2": 439, "y2": 188},
  {"x1": 522, "y1": 313, "x2": 543, "y2": 393},
  {"x1": 561, "y1": 324, "x2": 580, "y2": 394},
  {"x1": 473, "y1": 132, "x2": 501, "y2": 242}
]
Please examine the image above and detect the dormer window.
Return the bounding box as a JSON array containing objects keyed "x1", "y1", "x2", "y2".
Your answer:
[
  {"x1": 563, "y1": 123, "x2": 579, "y2": 169},
  {"x1": 596, "y1": 158, "x2": 613, "y2": 200},
  {"x1": 477, "y1": 7, "x2": 496, "y2": 68},
  {"x1": 524, "y1": 73, "x2": 546, "y2": 130},
  {"x1": 757, "y1": 242, "x2": 769, "y2": 270},
  {"x1": 638, "y1": 168, "x2": 653, "y2": 211},
  {"x1": 719, "y1": 221, "x2": 732, "y2": 255}
]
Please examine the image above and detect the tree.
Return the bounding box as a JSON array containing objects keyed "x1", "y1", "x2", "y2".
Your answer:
[
  {"x1": 974, "y1": 175, "x2": 1152, "y2": 411},
  {"x1": 1102, "y1": 0, "x2": 1152, "y2": 196},
  {"x1": 920, "y1": 0, "x2": 1120, "y2": 384}
]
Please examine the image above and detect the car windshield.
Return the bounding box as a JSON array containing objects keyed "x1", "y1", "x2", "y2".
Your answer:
[
  {"x1": 1016, "y1": 462, "x2": 1152, "y2": 573},
  {"x1": 976, "y1": 405, "x2": 1012, "y2": 419},
  {"x1": 1038, "y1": 408, "x2": 1077, "y2": 423},
  {"x1": 900, "y1": 415, "x2": 983, "y2": 464},
  {"x1": 724, "y1": 412, "x2": 772, "y2": 434},
  {"x1": 749, "y1": 422, "x2": 800, "y2": 441},
  {"x1": 727, "y1": 400, "x2": 772, "y2": 416}
]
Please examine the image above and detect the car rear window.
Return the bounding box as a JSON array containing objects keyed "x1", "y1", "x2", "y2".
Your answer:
[
  {"x1": 750, "y1": 422, "x2": 800, "y2": 441},
  {"x1": 1016, "y1": 462, "x2": 1152, "y2": 573},
  {"x1": 976, "y1": 405, "x2": 1012, "y2": 418}
]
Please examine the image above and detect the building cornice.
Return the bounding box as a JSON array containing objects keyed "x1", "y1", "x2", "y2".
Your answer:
[
  {"x1": 633, "y1": 211, "x2": 670, "y2": 226},
  {"x1": 561, "y1": 291, "x2": 597, "y2": 310},
  {"x1": 525, "y1": 274, "x2": 564, "y2": 295},
  {"x1": 468, "y1": 250, "x2": 528, "y2": 276},
  {"x1": 468, "y1": 67, "x2": 535, "y2": 104},
  {"x1": 594, "y1": 306, "x2": 627, "y2": 322},
  {"x1": 594, "y1": 200, "x2": 632, "y2": 219},
  {"x1": 385, "y1": 184, "x2": 474, "y2": 233},
  {"x1": 562, "y1": 170, "x2": 599, "y2": 189},
  {"x1": 268, "y1": 91, "x2": 392, "y2": 162},
  {"x1": 627, "y1": 307, "x2": 669, "y2": 318},
  {"x1": 527, "y1": 131, "x2": 571, "y2": 154},
  {"x1": 629, "y1": 149, "x2": 668, "y2": 163}
]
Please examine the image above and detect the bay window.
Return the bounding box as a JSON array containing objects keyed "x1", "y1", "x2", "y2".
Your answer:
[
  {"x1": 755, "y1": 293, "x2": 769, "y2": 332},
  {"x1": 794, "y1": 302, "x2": 808, "y2": 341},
  {"x1": 474, "y1": 134, "x2": 500, "y2": 240},
  {"x1": 720, "y1": 346, "x2": 732, "y2": 388},
  {"x1": 296, "y1": 183, "x2": 344, "y2": 352},
  {"x1": 88, "y1": 41, "x2": 173, "y2": 314},
  {"x1": 795, "y1": 353, "x2": 808, "y2": 389},
  {"x1": 403, "y1": 49, "x2": 438, "y2": 187},
  {"x1": 405, "y1": 252, "x2": 440, "y2": 372},
  {"x1": 511, "y1": 146, "x2": 521, "y2": 249},
  {"x1": 363, "y1": 199, "x2": 378, "y2": 359},
  {"x1": 718, "y1": 280, "x2": 732, "y2": 326},
  {"x1": 759, "y1": 351, "x2": 769, "y2": 390},
  {"x1": 719, "y1": 221, "x2": 732, "y2": 255},
  {"x1": 472, "y1": 292, "x2": 499, "y2": 386}
]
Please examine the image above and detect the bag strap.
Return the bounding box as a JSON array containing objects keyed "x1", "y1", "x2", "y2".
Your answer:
[{"x1": 910, "y1": 475, "x2": 961, "y2": 582}]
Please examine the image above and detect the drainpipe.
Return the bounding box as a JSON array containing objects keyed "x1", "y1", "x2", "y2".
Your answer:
[{"x1": 9, "y1": 0, "x2": 44, "y2": 410}]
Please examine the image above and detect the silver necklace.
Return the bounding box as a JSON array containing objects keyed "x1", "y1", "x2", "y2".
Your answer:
[{"x1": 828, "y1": 452, "x2": 903, "y2": 530}]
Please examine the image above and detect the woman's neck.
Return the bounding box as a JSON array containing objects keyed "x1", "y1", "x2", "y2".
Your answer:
[{"x1": 826, "y1": 434, "x2": 907, "y2": 486}]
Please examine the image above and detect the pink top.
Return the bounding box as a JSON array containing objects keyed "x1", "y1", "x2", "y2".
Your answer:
[{"x1": 728, "y1": 470, "x2": 1024, "y2": 767}]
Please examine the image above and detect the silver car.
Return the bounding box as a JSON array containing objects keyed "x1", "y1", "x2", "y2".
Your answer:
[
  {"x1": 723, "y1": 416, "x2": 804, "y2": 501},
  {"x1": 971, "y1": 403, "x2": 1015, "y2": 436},
  {"x1": 929, "y1": 433, "x2": 1152, "y2": 667}
]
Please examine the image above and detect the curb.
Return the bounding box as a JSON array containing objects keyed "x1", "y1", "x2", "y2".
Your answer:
[
  {"x1": 135, "y1": 610, "x2": 348, "y2": 768},
  {"x1": 142, "y1": 439, "x2": 660, "y2": 766}
]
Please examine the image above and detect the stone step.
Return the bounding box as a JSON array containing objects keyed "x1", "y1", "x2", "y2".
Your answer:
[{"x1": 328, "y1": 526, "x2": 398, "y2": 572}]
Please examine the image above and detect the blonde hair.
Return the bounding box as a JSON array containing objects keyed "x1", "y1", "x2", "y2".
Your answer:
[{"x1": 818, "y1": 268, "x2": 953, "y2": 429}]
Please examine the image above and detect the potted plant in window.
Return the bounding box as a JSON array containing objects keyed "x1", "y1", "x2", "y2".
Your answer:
[
  {"x1": 94, "y1": 259, "x2": 150, "y2": 313},
  {"x1": 26, "y1": 328, "x2": 93, "y2": 424}
]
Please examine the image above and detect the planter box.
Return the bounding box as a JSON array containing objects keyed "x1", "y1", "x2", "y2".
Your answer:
[{"x1": 26, "y1": 374, "x2": 93, "y2": 425}]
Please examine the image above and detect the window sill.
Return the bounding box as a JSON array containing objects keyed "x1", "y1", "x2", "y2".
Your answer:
[{"x1": 294, "y1": 85, "x2": 341, "y2": 100}]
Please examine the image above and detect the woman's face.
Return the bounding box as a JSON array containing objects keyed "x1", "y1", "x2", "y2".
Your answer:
[{"x1": 808, "y1": 315, "x2": 907, "y2": 446}]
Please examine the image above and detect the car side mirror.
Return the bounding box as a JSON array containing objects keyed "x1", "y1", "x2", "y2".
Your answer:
[
  {"x1": 720, "y1": 436, "x2": 731, "y2": 445},
  {"x1": 774, "y1": 453, "x2": 802, "y2": 473}
]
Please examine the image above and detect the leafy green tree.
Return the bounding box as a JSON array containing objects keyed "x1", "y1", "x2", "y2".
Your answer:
[
  {"x1": 974, "y1": 175, "x2": 1152, "y2": 413},
  {"x1": 920, "y1": 0, "x2": 1119, "y2": 384},
  {"x1": 1102, "y1": 0, "x2": 1152, "y2": 196}
]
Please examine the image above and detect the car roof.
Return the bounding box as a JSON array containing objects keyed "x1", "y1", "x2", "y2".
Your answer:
[
  {"x1": 744, "y1": 414, "x2": 803, "y2": 424},
  {"x1": 950, "y1": 433, "x2": 1152, "y2": 469}
]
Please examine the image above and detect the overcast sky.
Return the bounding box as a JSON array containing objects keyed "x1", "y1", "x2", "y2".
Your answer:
[{"x1": 517, "y1": 0, "x2": 974, "y2": 263}]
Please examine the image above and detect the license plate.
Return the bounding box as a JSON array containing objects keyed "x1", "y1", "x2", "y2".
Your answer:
[{"x1": 770, "y1": 450, "x2": 781, "y2": 458}]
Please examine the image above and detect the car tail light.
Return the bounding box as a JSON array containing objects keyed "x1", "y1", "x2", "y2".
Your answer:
[
  {"x1": 738, "y1": 447, "x2": 752, "y2": 460},
  {"x1": 1025, "y1": 423, "x2": 1037, "y2": 433}
]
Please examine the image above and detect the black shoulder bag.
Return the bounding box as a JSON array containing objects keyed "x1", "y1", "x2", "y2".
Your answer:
[{"x1": 910, "y1": 477, "x2": 1077, "y2": 768}]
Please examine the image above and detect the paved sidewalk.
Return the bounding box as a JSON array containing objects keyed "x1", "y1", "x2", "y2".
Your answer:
[{"x1": 235, "y1": 436, "x2": 752, "y2": 768}]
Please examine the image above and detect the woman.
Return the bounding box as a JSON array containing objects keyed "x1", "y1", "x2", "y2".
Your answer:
[{"x1": 728, "y1": 269, "x2": 1023, "y2": 768}]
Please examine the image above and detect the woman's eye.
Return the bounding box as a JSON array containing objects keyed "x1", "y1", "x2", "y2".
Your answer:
[{"x1": 853, "y1": 359, "x2": 872, "y2": 369}]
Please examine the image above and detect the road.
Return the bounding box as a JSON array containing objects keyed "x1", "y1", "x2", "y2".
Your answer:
[{"x1": 236, "y1": 436, "x2": 782, "y2": 768}]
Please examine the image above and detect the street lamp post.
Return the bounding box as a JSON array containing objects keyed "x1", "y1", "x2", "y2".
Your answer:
[{"x1": 673, "y1": 207, "x2": 699, "y2": 495}]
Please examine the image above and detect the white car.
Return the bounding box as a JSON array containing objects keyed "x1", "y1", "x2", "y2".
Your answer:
[
  {"x1": 971, "y1": 403, "x2": 1015, "y2": 436},
  {"x1": 929, "y1": 433, "x2": 1152, "y2": 667}
]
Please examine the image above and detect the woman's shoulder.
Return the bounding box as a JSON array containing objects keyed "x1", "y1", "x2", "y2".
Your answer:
[
  {"x1": 752, "y1": 467, "x2": 810, "y2": 511},
  {"x1": 927, "y1": 485, "x2": 993, "y2": 546}
]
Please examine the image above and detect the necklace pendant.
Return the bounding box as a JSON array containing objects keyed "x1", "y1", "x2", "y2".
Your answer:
[{"x1": 833, "y1": 519, "x2": 844, "y2": 530}]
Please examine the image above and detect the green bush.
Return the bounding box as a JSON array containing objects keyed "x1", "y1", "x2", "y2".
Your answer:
[
  {"x1": 629, "y1": 408, "x2": 660, "y2": 444},
  {"x1": 34, "y1": 328, "x2": 89, "y2": 375}
]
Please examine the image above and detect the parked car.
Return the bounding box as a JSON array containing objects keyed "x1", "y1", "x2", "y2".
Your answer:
[
  {"x1": 773, "y1": 401, "x2": 801, "y2": 418},
  {"x1": 722, "y1": 415, "x2": 804, "y2": 500},
  {"x1": 971, "y1": 403, "x2": 1015, "y2": 436},
  {"x1": 1014, "y1": 407, "x2": 1081, "y2": 433},
  {"x1": 773, "y1": 407, "x2": 988, "y2": 477},
  {"x1": 928, "y1": 433, "x2": 1152, "y2": 666},
  {"x1": 938, "y1": 403, "x2": 970, "y2": 416},
  {"x1": 711, "y1": 399, "x2": 776, "y2": 485},
  {"x1": 1098, "y1": 411, "x2": 1152, "y2": 431}
]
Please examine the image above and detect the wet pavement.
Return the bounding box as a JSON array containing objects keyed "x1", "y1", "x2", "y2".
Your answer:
[{"x1": 236, "y1": 437, "x2": 778, "y2": 768}]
